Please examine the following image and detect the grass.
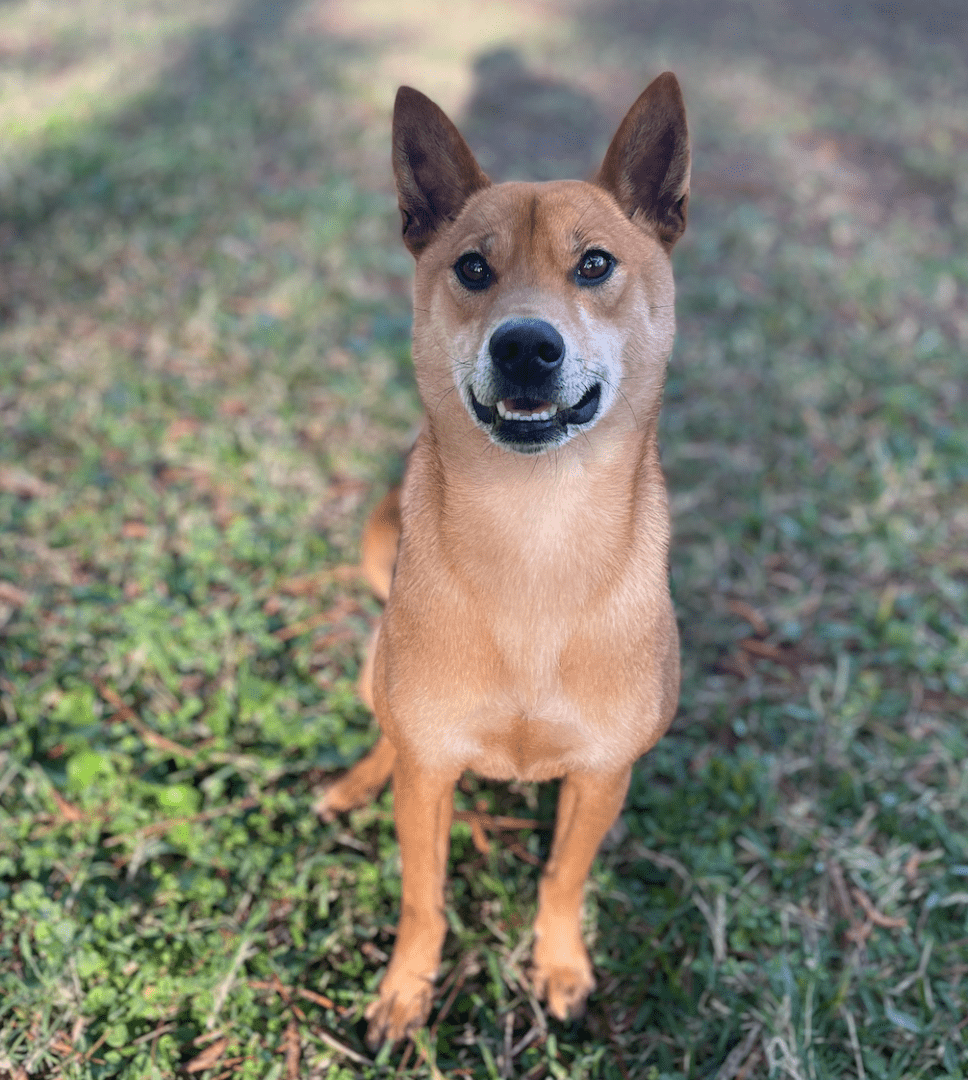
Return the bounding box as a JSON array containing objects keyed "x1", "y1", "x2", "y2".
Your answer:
[{"x1": 1, "y1": 0, "x2": 967, "y2": 1076}]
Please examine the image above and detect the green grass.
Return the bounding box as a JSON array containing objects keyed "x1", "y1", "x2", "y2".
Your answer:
[{"x1": 1, "y1": 1, "x2": 967, "y2": 1077}]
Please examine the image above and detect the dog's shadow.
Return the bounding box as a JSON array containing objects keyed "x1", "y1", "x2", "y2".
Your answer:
[{"x1": 460, "y1": 47, "x2": 609, "y2": 182}]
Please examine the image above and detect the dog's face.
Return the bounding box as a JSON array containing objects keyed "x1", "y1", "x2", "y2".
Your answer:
[
  {"x1": 412, "y1": 180, "x2": 679, "y2": 454},
  {"x1": 393, "y1": 76, "x2": 690, "y2": 456}
]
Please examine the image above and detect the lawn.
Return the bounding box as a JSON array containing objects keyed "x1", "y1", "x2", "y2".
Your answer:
[{"x1": 1, "y1": 0, "x2": 966, "y2": 1077}]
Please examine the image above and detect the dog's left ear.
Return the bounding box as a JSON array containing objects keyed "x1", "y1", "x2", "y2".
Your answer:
[
  {"x1": 596, "y1": 73, "x2": 690, "y2": 249},
  {"x1": 392, "y1": 87, "x2": 491, "y2": 256}
]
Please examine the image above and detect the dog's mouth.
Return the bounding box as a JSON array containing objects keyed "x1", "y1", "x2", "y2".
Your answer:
[{"x1": 470, "y1": 384, "x2": 602, "y2": 450}]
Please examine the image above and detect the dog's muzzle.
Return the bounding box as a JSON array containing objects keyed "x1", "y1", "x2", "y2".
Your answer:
[{"x1": 469, "y1": 318, "x2": 602, "y2": 452}]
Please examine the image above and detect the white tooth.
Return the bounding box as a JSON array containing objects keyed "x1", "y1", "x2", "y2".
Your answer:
[{"x1": 497, "y1": 404, "x2": 560, "y2": 421}]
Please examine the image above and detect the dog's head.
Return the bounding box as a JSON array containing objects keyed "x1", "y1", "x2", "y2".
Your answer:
[{"x1": 393, "y1": 74, "x2": 689, "y2": 456}]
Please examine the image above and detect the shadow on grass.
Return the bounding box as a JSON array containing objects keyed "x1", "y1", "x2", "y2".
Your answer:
[
  {"x1": 0, "y1": 0, "x2": 368, "y2": 319},
  {"x1": 459, "y1": 46, "x2": 610, "y2": 182},
  {"x1": 578, "y1": 0, "x2": 968, "y2": 65}
]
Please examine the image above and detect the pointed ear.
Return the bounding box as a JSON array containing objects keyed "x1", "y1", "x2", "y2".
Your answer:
[
  {"x1": 392, "y1": 87, "x2": 491, "y2": 256},
  {"x1": 596, "y1": 73, "x2": 690, "y2": 249}
]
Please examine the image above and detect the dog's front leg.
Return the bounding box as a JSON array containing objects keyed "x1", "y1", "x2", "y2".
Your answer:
[
  {"x1": 533, "y1": 767, "x2": 632, "y2": 1020},
  {"x1": 365, "y1": 755, "x2": 459, "y2": 1047}
]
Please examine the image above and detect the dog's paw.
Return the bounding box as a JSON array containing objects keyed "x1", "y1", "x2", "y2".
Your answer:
[
  {"x1": 533, "y1": 950, "x2": 595, "y2": 1021},
  {"x1": 365, "y1": 972, "x2": 436, "y2": 1045},
  {"x1": 314, "y1": 775, "x2": 374, "y2": 821},
  {"x1": 364, "y1": 971, "x2": 434, "y2": 1048},
  {"x1": 314, "y1": 783, "x2": 350, "y2": 823}
]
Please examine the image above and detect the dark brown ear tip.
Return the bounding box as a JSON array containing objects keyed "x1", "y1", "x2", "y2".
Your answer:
[
  {"x1": 393, "y1": 85, "x2": 432, "y2": 118},
  {"x1": 652, "y1": 72, "x2": 685, "y2": 105}
]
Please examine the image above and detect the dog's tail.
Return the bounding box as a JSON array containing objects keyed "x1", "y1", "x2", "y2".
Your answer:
[{"x1": 360, "y1": 486, "x2": 401, "y2": 603}]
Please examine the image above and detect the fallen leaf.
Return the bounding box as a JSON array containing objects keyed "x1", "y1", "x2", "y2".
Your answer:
[
  {"x1": 50, "y1": 789, "x2": 85, "y2": 823},
  {"x1": 0, "y1": 467, "x2": 54, "y2": 498},
  {"x1": 727, "y1": 599, "x2": 769, "y2": 637},
  {"x1": 163, "y1": 418, "x2": 201, "y2": 443},
  {"x1": 186, "y1": 1036, "x2": 229, "y2": 1073},
  {"x1": 739, "y1": 638, "x2": 801, "y2": 668}
]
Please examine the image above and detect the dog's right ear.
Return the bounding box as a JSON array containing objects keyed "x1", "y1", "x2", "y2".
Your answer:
[
  {"x1": 392, "y1": 87, "x2": 491, "y2": 256},
  {"x1": 596, "y1": 73, "x2": 690, "y2": 249}
]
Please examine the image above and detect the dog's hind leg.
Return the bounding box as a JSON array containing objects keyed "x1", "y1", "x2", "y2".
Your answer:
[
  {"x1": 315, "y1": 616, "x2": 394, "y2": 818},
  {"x1": 532, "y1": 766, "x2": 632, "y2": 1020},
  {"x1": 315, "y1": 733, "x2": 396, "y2": 820},
  {"x1": 316, "y1": 486, "x2": 403, "y2": 820}
]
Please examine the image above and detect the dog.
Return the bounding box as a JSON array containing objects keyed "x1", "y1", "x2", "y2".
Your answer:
[{"x1": 318, "y1": 72, "x2": 689, "y2": 1047}]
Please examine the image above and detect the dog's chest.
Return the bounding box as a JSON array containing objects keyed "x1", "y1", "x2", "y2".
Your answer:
[
  {"x1": 443, "y1": 613, "x2": 637, "y2": 781},
  {"x1": 388, "y1": 451, "x2": 668, "y2": 778},
  {"x1": 460, "y1": 688, "x2": 608, "y2": 782},
  {"x1": 468, "y1": 715, "x2": 580, "y2": 782}
]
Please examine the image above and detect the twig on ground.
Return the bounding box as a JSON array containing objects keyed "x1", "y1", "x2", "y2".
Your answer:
[
  {"x1": 104, "y1": 796, "x2": 258, "y2": 847},
  {"x1": 714, "y1": 1022, "x2": 763, "y2": 1080}
]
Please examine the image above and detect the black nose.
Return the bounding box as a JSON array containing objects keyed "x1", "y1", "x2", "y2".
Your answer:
[{"x1": 488, "y1": 319, "x2": 565, "y2": 388}]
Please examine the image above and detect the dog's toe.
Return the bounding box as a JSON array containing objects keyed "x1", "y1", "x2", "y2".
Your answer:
[
  {"x1": 364, "y1": 974, "x2": 433, "y2": 1048},
  {"x1": 541, "y1": 965, "x2": 595, "y2": 1020},
  {"x1": 533, "y1": 953, "x2": 595, "y2": 1021}
]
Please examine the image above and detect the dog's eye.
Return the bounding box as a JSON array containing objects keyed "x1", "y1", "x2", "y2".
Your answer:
[
  {"x1": 454, "y1": 252, "x2": 492, "y2": 290},
  {"x1": 576, "y1": 250, "x2": 615, "y2": 285}
]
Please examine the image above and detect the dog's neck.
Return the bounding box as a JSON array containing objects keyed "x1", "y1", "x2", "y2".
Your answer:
[{"x1": 410, "y1": 420, "x2": 670, "y2": 601}]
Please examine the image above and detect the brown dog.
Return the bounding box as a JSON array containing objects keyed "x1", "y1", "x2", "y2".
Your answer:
[{"x1": 319, "y1": 73, "x2": 689, "y2": 1047}]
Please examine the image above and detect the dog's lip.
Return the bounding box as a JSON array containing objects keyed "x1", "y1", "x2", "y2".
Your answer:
[
  {"x1": 471, "y1": 392, "x2": 497, "y2": 425},
  {"x1": 563, "y1": 383, "x2": 601, "y2": 426},
  {"x1": 470, "y1": 384, "x2": 601, "y2": 428}
]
